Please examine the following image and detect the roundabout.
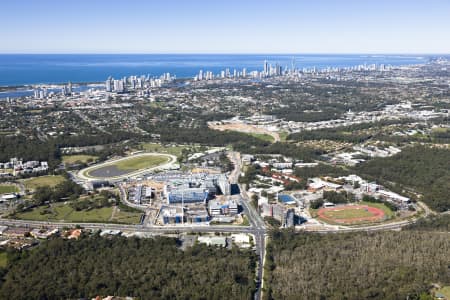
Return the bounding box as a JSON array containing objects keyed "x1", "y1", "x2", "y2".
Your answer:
[{"x1": 77, "y1": 152, "x2": 177, "y2": 181}]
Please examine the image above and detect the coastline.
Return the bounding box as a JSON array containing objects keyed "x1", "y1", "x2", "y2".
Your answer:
[{"x1": 0, "y1": 53, "x2": 436, "y2": 89}]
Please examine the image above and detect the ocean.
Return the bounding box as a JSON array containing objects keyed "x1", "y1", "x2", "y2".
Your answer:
[{"x1": 0, "y1": 54, "x2": 431, "y2": 87}]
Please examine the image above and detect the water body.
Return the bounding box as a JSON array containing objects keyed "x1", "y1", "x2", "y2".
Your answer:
[
  {"x1": 87, "y1": 165, "x2": 131, "y2": 178},
  {"x1": 0, "y1": 54, "x2": 431, "y2": 87}
]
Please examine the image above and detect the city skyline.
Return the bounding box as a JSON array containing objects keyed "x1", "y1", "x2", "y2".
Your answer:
[{"x1": 1, "y1": 0, "x2": 450, "y2": 54}]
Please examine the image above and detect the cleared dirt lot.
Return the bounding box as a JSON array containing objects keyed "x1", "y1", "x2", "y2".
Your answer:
[{"x1": 208, "y1": 122, "x2": 280, "y2": 142}]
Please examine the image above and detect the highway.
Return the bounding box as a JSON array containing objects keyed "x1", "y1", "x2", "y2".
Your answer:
[
  {"x1": 0, "y1": 218, "x2": 259, "y2": 234},
  {"x1": 0, "y1": 196, "x2": 429, "y2": 300},
  {"x1": 227, "y1": 151, "x2": 266, "y2": 300},
  {"x1": 0, "y1": 150, "x2": 434, "y2": 300}
]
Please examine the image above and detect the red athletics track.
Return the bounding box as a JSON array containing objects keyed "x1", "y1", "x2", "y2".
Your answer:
[{"x1": 317, "y1": 205, "x2": 385, "y2": 224}]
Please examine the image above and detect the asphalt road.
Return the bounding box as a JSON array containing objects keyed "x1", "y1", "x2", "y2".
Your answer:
[
  {"x1": 228, "y1": 151, "x2": 266, "y2": 300},
  {"x1": 1, "y1": 150, "x2": 435, "y2": 300},
  {"x1": 0, "y1": 198, "x2": 428, "y2": 300}
]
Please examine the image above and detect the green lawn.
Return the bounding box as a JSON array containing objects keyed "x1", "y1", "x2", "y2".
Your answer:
[
  {"x1": 85, "y1": 154, "x2": 170, "y2": 178},
  {"x1": 360, "y1": 201, "x2": 395, "y2": 218},
  {"x1": 246, "y1": 132, "x2": 275, "y2": 143},
  {"x1": 64, "y1": 207, "x2": 114, "y2": 223},
  {"x1": 0, "y1": 184, "x2": 18, "y2": 194},
  {"x1": 62, "y1": 154, "x2": 98, "y2": 164},
  {"x1": 314, "y1": 202, "x2": 395, "y2": 225},
  {"x1": 14, "y1": 203, "x2": 141, "y2": 224},
  {"x1": 279, "y1": 131, "x2": 289, "y2": 141},
  {"x1": 22, "y1": 175, "x2": 66, "y2": 190},
  {"x1": 0, "y1": 252, "x2": 7, "y2": 268},
  {"x1": 241, "y1": 215, "x2": 250, "y2": 226},
  {"x1": 111, "y1": 209, "x2": 143, "y2": 224},
  {"x1": 322, "y1": 208, "x2": 374, "y2": 220},
  {"x1": 113, "y1": 155, "x2": 169, "y2": 171}
]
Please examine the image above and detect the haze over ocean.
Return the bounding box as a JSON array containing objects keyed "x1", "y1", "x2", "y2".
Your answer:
[{"x1": 0, "y1": 54, "x2": 430, "y2": 86}]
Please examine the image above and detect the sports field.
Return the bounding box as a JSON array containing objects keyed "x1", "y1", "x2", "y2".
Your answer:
[
  {"x1": 112, "y1": 155, "x2": 168, "y2": 170},
  {"x1": 321, "y1": 207, "x2": 374, "y2": 219},
  {"x1": 81, "y1": 153, "x2": 174, "y2": 180},
  {"x1": 317, "y1": 205, "x2": 386, "y2": 225}
]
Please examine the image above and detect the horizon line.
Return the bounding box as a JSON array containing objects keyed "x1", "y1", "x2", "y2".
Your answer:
[{"x1": 0, "y1": 52, "x2": 449, "y2": 56}]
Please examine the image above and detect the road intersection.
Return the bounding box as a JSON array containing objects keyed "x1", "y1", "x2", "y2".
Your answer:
[{"x1": 0, "y1": 150, "x2": 431, "y2": 300}]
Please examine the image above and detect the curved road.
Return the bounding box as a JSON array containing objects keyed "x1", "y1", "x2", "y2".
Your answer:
[{"x1": 1, "y1": 150, "x2": 437, "y2": 300}]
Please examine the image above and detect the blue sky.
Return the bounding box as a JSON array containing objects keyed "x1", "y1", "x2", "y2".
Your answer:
[{"x1": 1, "y1": 0, "x2": 449, "y2": 54}]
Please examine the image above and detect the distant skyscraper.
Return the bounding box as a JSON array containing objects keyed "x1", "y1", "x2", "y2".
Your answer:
[
  {"x1": 113, "y1": 79, "x2": 125, "y2": 92},
  {"x1": 68, "y1": 81, "x2": 72, "y2": 94},
  {"x1": 275, "y1": 64, "x2": 282, "y2": 76},
  {"x1": 105, "y1": 78, "x2": 112, "y2": 92},
  {"x1": 263, "y1": 60, "x2": 269, "y2": 76}
]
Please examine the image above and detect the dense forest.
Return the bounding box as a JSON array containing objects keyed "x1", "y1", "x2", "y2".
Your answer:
[
  {"x1": 0, "y1": 235, "x2": 256, "y2": 300},
  {"x1": 354, "y1": 146, "x2": 450, "y2": 212},
  {"x1": 405, "y1": 214, "x2": 450, "y2": 232},
  {"x1": 151, "y1": 124, "x2": 270, "y2": 148},
  {"x1": 0, "y1": 135, "x2": 60, "y2": 168},
  {"x1": 0, "y1": 132, "x2": 135, "y2": 171},
  {"x1": 30, "y1": 179, "x2": 84, "y2": 206},
  {"x1": 264, "y1": 230, "x2": 450, "y2": 300},
  {"x1": 142, "y1": 123, "x2": 323, "y2": 162},
  {"x1": 54, "y1": 130, "x2": 141, "y2": 147}
]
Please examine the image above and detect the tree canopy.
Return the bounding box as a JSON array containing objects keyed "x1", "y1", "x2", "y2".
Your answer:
[
  {"x1": 265, "y1": 230, "x2": 450, "y2": 300},
  {"x1": 0, "y1": 235, "x2": 256, "y2": 300}
]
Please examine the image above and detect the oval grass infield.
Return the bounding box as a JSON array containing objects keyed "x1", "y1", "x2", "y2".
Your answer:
[
  {"x1": 81, "y1": 153, "x2": 174, "y2": 180},
  {"x1": 317, "y1": 204, "x2": 386, "y2": 225}
]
